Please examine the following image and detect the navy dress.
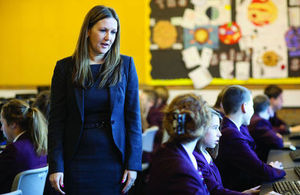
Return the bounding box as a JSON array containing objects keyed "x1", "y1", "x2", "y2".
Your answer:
[{"x1": 64, "y1": 65, "x2": 123, "y2": 195}]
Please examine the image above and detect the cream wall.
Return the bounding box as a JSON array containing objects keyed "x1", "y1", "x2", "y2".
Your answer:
[{"x1": 0, "y1": 0, "x2": 150, "y2": 86}]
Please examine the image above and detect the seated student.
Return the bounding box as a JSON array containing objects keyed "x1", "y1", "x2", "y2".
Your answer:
[
  {"x1": 139, "y1": 89, "x2": 157, "y2": 132},
  {"x1": 264, "y1": 85, "x2": 300, "y2": 134},
  {"x1": 248, "y1": 95, "x2": 283, "y2": 162},
  {"x1": 215, "y1": 85, "x2": 286, "y2": 191},
  {"x1": 147, "y1": 94, "x2": 211, "y2": 195},
  {"x1": 0, "y1": 99, "x2": 47, "y2": 193},
  {"x1": 213, "y1": 87, "x2": 227, "y2": 118},
  {"x1": 194, "y1": 108, "x2": 260, "y2": 195},
  {"x1": 147, "y1": 86, "x2": 169, "y2": 129},
  {"x1": 32, "y1": 90, "x2": 51, "y2": 120}
]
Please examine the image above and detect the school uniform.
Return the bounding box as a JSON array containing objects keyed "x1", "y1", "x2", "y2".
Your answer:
[
  {"x1": 249, "y1": 114, "x2": 284, "y2": 162},
  {"x1": 147, "y1": 142, "x2": 209, "y2": 195},
  {"x1": 0, "y1": 132, "x2": 47, "y2": 193},
  {"x1": 215, "y1": 117, "x2": 286, "y2": 191},
  {"x1": 269, "y1": 112, "x2": 290, "y2": 135},
  {"x1": 193, "y1": 150, "x2": 243, "y2": 195}
]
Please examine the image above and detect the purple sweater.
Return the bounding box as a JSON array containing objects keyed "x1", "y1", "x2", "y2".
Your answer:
[
  {"x1": 249, "y1": 114, "x2": 283, "y2": 162},
  {"x1": 0, "y1": 133, "x2": 47, "y2": 193},
  {"x1": 215, "y1": 117, "x2": 286, "y2": 191},
  {"x1": 147, "y1": 142, "x2": 209, "y2": 195},
  {"x1": 193, "y1": 150, "x2": 244, "y2": 195}
]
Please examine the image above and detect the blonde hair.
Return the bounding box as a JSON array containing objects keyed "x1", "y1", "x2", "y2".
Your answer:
[
  {"x1": 1, "y1": 99, "x2": 47, "y2": 156},
  {"x1": 163, "y1": 93, "x2": 211, "y2": 143},
  {"x1": 72, "y1": 5, "x2": 122, "y2": 89}
]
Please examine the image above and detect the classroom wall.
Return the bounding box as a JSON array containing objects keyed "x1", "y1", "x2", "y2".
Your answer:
[{"x1": 0, "y1": 0, "x2": 150, "y2": 86}]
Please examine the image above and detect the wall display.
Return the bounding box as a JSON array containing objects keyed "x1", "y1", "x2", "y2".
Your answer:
[{"x1": 149, "y1": 0, "x2": 300, "y2": 87}]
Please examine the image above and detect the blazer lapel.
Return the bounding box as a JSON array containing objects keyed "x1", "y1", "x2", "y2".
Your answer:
[{"x1": 74, "y1": 87, "x2": 84, "y2": 122}]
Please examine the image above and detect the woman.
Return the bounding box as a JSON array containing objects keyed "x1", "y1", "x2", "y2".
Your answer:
[
  {"x1": 48, "y1": 5, "x2": 142, "y2": 195},
  {"x1": 0, "y1": 99, "x2": 47, "y2": 193},
  {"x1": 147, "y1": 93, "x2": 211, "y2": 195}
]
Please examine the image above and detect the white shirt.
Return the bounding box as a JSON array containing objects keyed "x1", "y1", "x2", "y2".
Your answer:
[{"x1": 181, "y1": 143, "x2": 198, "y2": 171}]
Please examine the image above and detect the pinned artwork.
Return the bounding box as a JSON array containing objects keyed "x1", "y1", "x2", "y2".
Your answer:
[
  {"x1": 194, "y1": 0, "x2": 231, "y2": 25},
  {"x1": 253, "y1": 44, "x2": 288, "y2": 78},
  {"x1": 218, "y1": 22, "x2": 242, "y2": 45},
  {"x1": 285, "y1": 27, "x2": 300, "y2": 57},
  {"x1": 152, "y1": 20, "x2": 178, "y2": 49},
  {"x1": 247, "y1": 0, "x2": 278, "y2": 26},
  {"x1": 183, "y1": 25, "x2": 219, "y2": 49}
]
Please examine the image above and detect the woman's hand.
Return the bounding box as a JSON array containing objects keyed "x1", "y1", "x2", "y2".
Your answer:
[
  {"x1": 49, "y1": 172, "x2": 65, "y2": 194},
  {"x1": 121, "y1": 169, "x2": 137, "y2": 194}
]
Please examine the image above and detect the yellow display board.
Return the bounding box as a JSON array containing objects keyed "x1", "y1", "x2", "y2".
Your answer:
[{"x1": 0, "y1": 0, "x2": 299, "y2": 87}]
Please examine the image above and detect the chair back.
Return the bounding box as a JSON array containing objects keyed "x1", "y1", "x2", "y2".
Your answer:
[
  {"x1": 11, "y1": 166, "x2": 48, "y2": 195},
  {"x1": 0, "y1": 190, "x2": 22, "y2": 195},
  {"x1": 142, "y1": 126, "x2": 159, "y2": 152}
]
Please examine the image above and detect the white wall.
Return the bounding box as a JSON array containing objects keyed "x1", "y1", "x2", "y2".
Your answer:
[
  {"x1": 0, "y1": 88, "x2": 299, "y2": 107},
  {"x1": 168, "y1": 89, "x2": 300, "y2": 107}
]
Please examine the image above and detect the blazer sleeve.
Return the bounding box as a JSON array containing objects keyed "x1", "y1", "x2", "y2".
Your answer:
[
  {"x1": 124, "y1": 57, "x2": 142, "y2": 171},
  {"x1": 48, "y1": 60, "x2": 68, "y2": 174},
  {"x1": 254, "y1": 120, "x2": 284, "y2": 149},
  {"x1": 0, "y1": 145, "x2": 17, "y2": 193},
  {"x1": 223, "y1": 133, "x2": 286, "y2": 182}
]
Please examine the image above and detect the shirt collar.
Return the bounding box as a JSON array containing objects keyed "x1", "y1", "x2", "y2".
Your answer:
[{"x1": 13, "y1": 131, "x2": 26, "y2": 143}]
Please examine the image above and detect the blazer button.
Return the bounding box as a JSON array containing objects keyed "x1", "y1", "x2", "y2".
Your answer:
[{"x1": 111, "y1": 120, "x2": 115, "y2": 124}]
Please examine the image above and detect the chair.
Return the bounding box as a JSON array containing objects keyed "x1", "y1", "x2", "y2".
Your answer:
[
  {"x1": 11, "y1": 166, "x2": 48, "y2": 195},
  {"x1": 0, "y1": 190, "x2": 22, "y2": 195},
  {"x1": 142, "y1": 126, "x2": 159, "y2": 152}
]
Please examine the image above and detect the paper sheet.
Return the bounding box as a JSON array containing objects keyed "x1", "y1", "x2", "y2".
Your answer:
[
  {"x1": 182, "y1": 46, "x2": 201, "y2": 68},
  {"x1": 200, "y1": 47, "x2": 213, "y2": 68},
  {"x1": 188, "y1": 66, "x2": 213, "y2": 89},
  {"x1": 220, "y1": 60, "x2": 234, "y2": 79},
  {"x1": 236, "y1": 61, "x2": 250, "y2": 80},
  {"x1": 182, "y1": 9, "x2": 196, "y2": 29}
]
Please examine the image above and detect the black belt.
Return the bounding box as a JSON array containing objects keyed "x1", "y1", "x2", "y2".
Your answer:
[{"x1": 83, "y1": 121, "x2": 110, "y2": 129}]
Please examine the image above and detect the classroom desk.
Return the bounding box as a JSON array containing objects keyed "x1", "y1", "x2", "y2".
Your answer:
[
  {"x1": 267, "y1": 150, "x2": 300, "y2": 169},
  {"x1": 260, "y1": 168, "x2": 299, "y2": 195}
]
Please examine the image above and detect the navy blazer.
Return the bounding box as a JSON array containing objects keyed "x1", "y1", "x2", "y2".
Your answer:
[
  {"x1": 0, "y1": 133, "x2": 47, "y2": 193},
  {"x1": 48, "y1": 55, "x2": 142, "y2": 174},
  {"x1": 193, "y1": 150, "x2": 243, "y2": 195},
  {"x1": 215, "y1": 117, "x2": 285, "y2": 191},
  {"x1": 249, "y1": 114, "x2": 283, "y2": 162},
  {"x1": 147, "y1": 142, "x2": 209, "y2": 195}
]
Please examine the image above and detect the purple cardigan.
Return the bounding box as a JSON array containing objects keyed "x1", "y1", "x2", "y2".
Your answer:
[
  {"x1": 215, "y1": 117, "x2": 286, "y2": 191},
  {"x1": 0, "y1": 133, "x2": 47, "y2": 193},
  {"x1": 193, "y1": 150, "x2": 244, "y2": 195},
  {"x1": 249, "y1": 114, "x2": 284, "y2": 162},
  {"x1": 147, "y1": 142, "x2": 209, "y2": 195}
]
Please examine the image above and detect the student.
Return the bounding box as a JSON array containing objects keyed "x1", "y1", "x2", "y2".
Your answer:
[
  {"x1": 147, "y1": 94, "x2": 210, "y2": 195},
  {"x1": 248, "y1": 95, "x2": 283, "y2": 162},
  {"x1": 264, "y1": 85, "x2": 300, "y2": 134},
  {"x1": 215, "y1": 85, "x2": 285, "y2": 191},
  {"x1": 139, "y1": 89, "x2": 157, "y2": 132},
  {"x1": 213, "y1": 87, "x2": 227, "y2": 117},
  {"x1": 147, "y1": 86, "x2": 169, "y2": 129},
  {"x1": 194, "y1": 108, "x2": 262, "y2": 195},
  {"x1": 0, "y1": 99, "x2": 47, "y2": 193}
]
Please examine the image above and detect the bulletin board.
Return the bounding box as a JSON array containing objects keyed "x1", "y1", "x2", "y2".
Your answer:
[{"x1": 148, "y1": 0, "x2": 300, "y2": 87}]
